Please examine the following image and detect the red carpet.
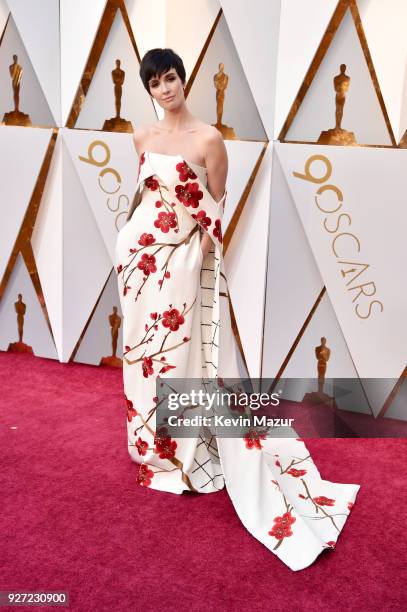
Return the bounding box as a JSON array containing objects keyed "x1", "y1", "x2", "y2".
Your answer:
[{"x1": 1, "y1": 352, "x2": 406, "y2": 611}]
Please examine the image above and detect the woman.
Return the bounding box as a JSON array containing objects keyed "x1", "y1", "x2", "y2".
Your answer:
[{"x1": 115, "y1": 48, "x2": 360, "y2": 571}]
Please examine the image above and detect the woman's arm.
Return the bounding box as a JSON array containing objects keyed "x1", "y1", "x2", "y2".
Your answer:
[{"x1": 200, "y1": 129, "x2": 228, "y2": 257}]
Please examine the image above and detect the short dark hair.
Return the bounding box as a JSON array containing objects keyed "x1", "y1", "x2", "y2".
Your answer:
[{"x1": 139, "y1": 48, "x2": 186, "y2": 94}]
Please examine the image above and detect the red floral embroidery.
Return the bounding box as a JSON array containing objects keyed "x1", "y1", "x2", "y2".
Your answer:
[
  {"x1": 326, "y1": 540, "x2": 336, "y2": 548},
  {"x1": 137, "y1": 253, "x2": 157, "y2": 275},
  {"x1": 162, "y1": 308, "x2": 185, "y2": 331},
  {"x1": 191, "y1": 210, "x2": 212, "y2": 230},
  {"x1": 138, "y1": 233, "x2": 156, "y2": 246},
  {"x1": 268, "y1": 512, "x2": 296, "y2": 540},
  {"x1": 136, "y1": 437, "x2": 148, "y2": 456},
  {"x1": 145, "y1": 176, "x2": 159, "y2": 191},
  {"x1": 213, "y1": 218, "x2": 223, "y2": 243},
  {"x1": 275, "y1": 459, "x2": 281, "y2": 467},
  {"x1": 154, "y1": 211, "x2": 177, "y2": 233},
  {"x1": 243, "y1": 429, "x2": 266, "y2": 450},
  {"x1": 313, "y1": 496, "x2": 335, "y2": 507},
  {"x1": 137, "y1": 463, "x2": 154, "y2": 487},
  {"x1": 175, "y1": 182, "x2": 203, "y2": 208},
  {"x1": 347, "y1": 501, "x2": 354, "y2": 510},
  {"x1": 142, "y1": 356, "x2": 154, "y2": 378},
  {"x1": 154, "y1": 427, "x2": 177, "y2": 459},
  {"x1": 176, "y1": 161, "x2": 197, "y2": 182},
  {"x1": 125, "y1": 394, "x2": 137, "y2": 422},
  {"x1": 117, "y1": 264, "x2": 123, "y2": 274},
  {"x1": 123, "y1": 285, "x2": 131, "y2": 296},
  {"x1": 287, "y1": 468, "x2": 307, "y2": 478}
]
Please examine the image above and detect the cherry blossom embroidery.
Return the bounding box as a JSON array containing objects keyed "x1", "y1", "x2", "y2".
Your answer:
[
  {"x1": 312, "y1": 496, "x2": 335, "y2": 507},
  {"x1": 154, "y1": 427, "x2": 177, "y2": 459},
  {"x1": 213, "y1": 218, "x2": 223, "y2": 243},
  {"x1": 175, "y1": 182, "x2": 203, "y2": 208},
  {"x1": 287, "y1": 468, "x2": 307, "y2": 478},
  {"x1": 326, "y1": 540, "x2": 336, "y2": 548},
  {"x1": 136, "y1": 437, "x2": 148, "y2": 456},
  {"x1": 268, "y1": 512, "x2": 296, "y2": 549},
  {"x1": 145, "y1": 176, "x2": 159, "y2": 191},
  {"x1": 137, "y1": 463, "x2": 154, "y2": 487},
  {"x1": 244, "y1": 429, "x2": 266, "y2": 450},
  {"x1": 142, "y1": 356, "x2": 154, "y2": 378},
  {"x1": 154, "y1": 211, "x2": 177, "y2": 233},
  {"x1": 117, "y1": 264, "x2": 123, "y2": 274},
  {"x1": 162, "y1": 308, "x2": 185, "y2": 331},
  {"x1": 191, "y1": 210, "x2": 212, "y2": 230},
  {"x1": 138, "y1": 233, "x2": 156, "y2": 247},
  {"x1": 125, "y1": 395, "x2": 137, "y2": 422},
  {"x1": 347, "y1": 501, "x2": 354, "y2": 510},
  {"x1": 137, "y1": 253, "x2": 157, "y2": 276},
  {"x1": 176, "y1": 161, "x2": 197, "y2": 182}
]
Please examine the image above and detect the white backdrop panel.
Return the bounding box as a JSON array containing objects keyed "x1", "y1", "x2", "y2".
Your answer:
[
  {"x1": 7, "y1": 0, "x2": 61, "y2": 125},
  {"x1": 285, "y1": 7, "x2": 392, "y2": 145},
  {"x1": 62, "y1": 138, "x2": 113, "y2": 362},
  {"x1": 358, "y1": 0, "x2": 407, "y2": 143},
  {"x1": 220, "y1": 0, "x2": 279, "y2": 140},
  {"x1": 31, "y1": 131, "x2": 64, "y2": 360},
  {"x1": 0, "y1": 126, "x2": 53, "y2": 285},
  {"x1": 225, "y1": 142, "x2": 273, "y2": 379},
  {"x1": 0, "y1": 253, "x2": 58, "y2": 359},
  {"x1": 0, "y1": 14, "x2": 54, "y2": 126},
  {"x1": 75, "y1": 9, "x2": 157, "y2": 130},
  {"x1": 63, "y1": 128, "x2": 139, "y2": 263},
  {"x1": 275, "y1": 0, "x2": 338, "y2": 139},
  {"x1": 262, "y1": 149, "x2": 324, "y2": 379},
  {"x1": 60, "y1": 0, "x2": 107, "y2": 126},
  {"x1": 276, "y1": 142, "x2": 406, "y2": 379}
]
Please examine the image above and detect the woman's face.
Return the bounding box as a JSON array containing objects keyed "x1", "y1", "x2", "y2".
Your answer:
[{"x1": 148, "y1": 68, "x2": 184, "y2": 108}]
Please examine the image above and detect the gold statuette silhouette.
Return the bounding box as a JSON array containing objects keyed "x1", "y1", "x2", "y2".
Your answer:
[
  {"x1": 8, "y1": 293, "x2": 33, "y2": 354},
  {"x1": 303, "y1": 337, "x2": 336, "y2": 407},
  {"x1": 211, "y1": 63, "x2": 236, "y2": 139},
  {"x1": 2, "y1": 55, "x2": 32, "y2": 126},
  {"x1": 318, "y1": 64, "x2": 356, "y2": 145},
  {"x1": 100, "y1": 306, "x2": 123, "y2": 367},
  {"x1": 103, "y1": 59, "x2": 133, "y2": 133}
]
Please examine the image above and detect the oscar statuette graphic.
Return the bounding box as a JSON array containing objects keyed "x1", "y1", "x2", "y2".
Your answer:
[
  {"x1": 8, "y1": 294, "x2": 33, "y2": 354},
  {"x1": 2, "y1": 55, "x2": 32, "y2": 126},
  {"x1": 103, "y1": 59, "x2": 133, "y2": 132},
  {"x1": 211, "y1": 63, "x2": 236, "y2": 139},
  {"x1": 100, "y1": 306, "x2": 122, "y2": 367},
  {"x1": 318, "y1": 64, "x2": 356, "y2": 145},
  {"x1": 303, "y1": 337, "x2": 336, "y2": 407}
]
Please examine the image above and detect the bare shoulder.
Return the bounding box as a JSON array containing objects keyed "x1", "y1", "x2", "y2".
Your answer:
[
  {"x1": 199, "y1": 125, "x2": 227, "y2": 163},
  {"x1": 132, "y1": 124, "x2": 153, "y2": 155}
]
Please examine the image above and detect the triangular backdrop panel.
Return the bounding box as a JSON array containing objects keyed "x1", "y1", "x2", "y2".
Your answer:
[
  {"x1": 63, "y1": 128, "x2": 139, "y2": 262},
  {"x1": 31, "y1": 131, "x2": 63, "y2": 360},
  {"x1": 276, "y1": 142, "x2": 407, "y2": 379},
  {"x1": 75, "y1": 8, "x2": 157, "y2": 130},
  {"x1": 274, "y1": 0, "x2": 339, "y2": 139},
  {"x1": 220, "y1": 0, "x2": 280, "y2": 140},
  {"x1": 261, "y1": 148, "x2": 324, "y2": 379},
  {"x1": 0, "y1": 126, "x2": 53, "y2": 284},
  {"x1": 186, "y1": 11, "x2": 267, "y2": 141},
  {"x1": 7, "y1": 0, "x2": 61, "y2": 124},
  {"x1": 0, "y1": 14, "x2": 55, "y2": 126},
  {"x1": 125, "y1": 0, "x2": 166, "y2": 57},
  {"x1": 0, "y1": 0, "x2": 9, "y2": 34},
  {"x1": 74, "y1": 269, "x2": 124, "y2": 365},
  {"x1": 285, "y1": 6, "x2": 392, "y2": 145},
  {"x1": 62, "y1": 137, "x2": 113, "y2": 362},
  {"x1": 0, "y1": 253, "x2": 58, "y2": 359},
  {"x1": 383, "y1": 379, "x2": 406, "y2": 421},
  {"x1": 60, "y1": 0, "x2": 107, "y2": 126},
  {"x1": 222, "y1": 140, "x2": 264, "y2": 232},
  {"x1": 225, "y1": 143, "x2": 273, "y2": 379},
  {"x1": 357, "y1": 0, "x2": 407, "y2": 143},
  {"x1": 282, "y1": 291, "x2": 372, "y2": 416}
]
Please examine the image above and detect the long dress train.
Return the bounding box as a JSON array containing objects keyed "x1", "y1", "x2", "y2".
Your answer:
[{"x1": 115, "y1": 150, "x2": 360, "y2": 571}]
